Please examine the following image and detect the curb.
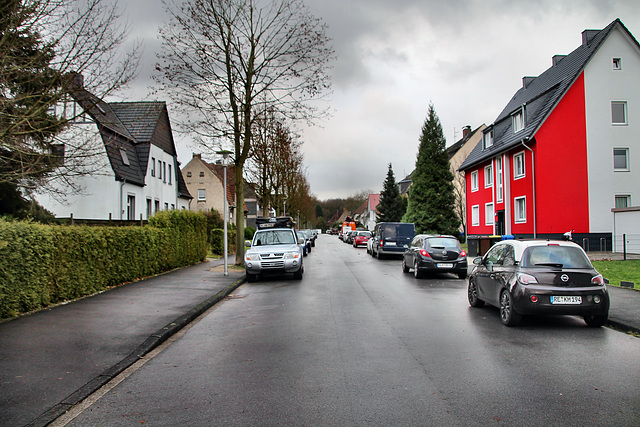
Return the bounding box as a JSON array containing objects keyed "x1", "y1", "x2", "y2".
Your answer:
[{"x1": 25, "y1": 276, "x2": 246, "y2": 427}]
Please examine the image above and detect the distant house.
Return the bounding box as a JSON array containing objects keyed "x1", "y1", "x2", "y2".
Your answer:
[
  {"x1": 37, "y1": 75, "x2": 192, "y2": 219},
  {"x1": 353, "y1": 194, "x2": 380, "y2": 231},
  {"x1": 181, "y1": 153, "x2": 258, "y2": 228},
  {"x1": 459, "y1": 19, "x2": 640, "y2": 252}
]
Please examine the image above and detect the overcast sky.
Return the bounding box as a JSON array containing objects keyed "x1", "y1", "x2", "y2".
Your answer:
[{"x1": 114, "y1": 0, "x2": 640, "y2": 200}]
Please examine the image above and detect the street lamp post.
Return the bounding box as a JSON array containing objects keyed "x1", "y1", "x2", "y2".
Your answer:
[{"x1": 217, "y1": 150, "x2": 232, "y2": 276}]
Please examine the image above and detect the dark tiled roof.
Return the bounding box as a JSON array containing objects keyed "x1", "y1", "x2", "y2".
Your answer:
[
  {"x1": 459, "y1": 19, "x2": 633, "y2": 171},
  {"x1": 109, "y1": 102, "x2": 164, "y2": 143}
]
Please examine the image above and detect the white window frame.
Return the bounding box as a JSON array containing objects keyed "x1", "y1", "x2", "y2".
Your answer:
[
  {"x1": 613, "y1": 148, "x2": 630, "y2": 171},
  {"x1": 613, "y1": 58, "x2": 622, "y2": 70},
  {"x1": 484, "y1": 164, "x2": 493, "y2": 188},
  {"x1": 514, "y1": 196, "x2": 526, "y2": 223},
  {"x1": 513, "y1": 152, "x2": 526, "y2": 179},
  {"x1": 483, "y1": 130, "x2": 494, "y2": 149},
  {"x1": 151, "y1": 157, "x2": 156, "y2": 177},
  {"x1": 496, "y1": 157, "x2": 504, "y2": 203},
  {"x1": 471, "y1": 205, "x2": 480, "y2": 227},
  {"x1": 611, "y1": 101, "x2": 628, "y2": 125},
  {"x1": 513, "y1": 108, "x2": 525, "y2": 133},
  {"x1": 485, "y1": 203, "x2": 495, "y2": 226},
  {"x1": 126, "y1": 194, "x2": 135, "y2": 221},
  {"x1": 615, "y1": 195, "x2": 631, "y2": 208},
  {"x1": 198, "y1": 189, "x2": 206, "y2": 200},
  {"x1": 470, "y1": 171, "x2": 479, "y2": 192}
]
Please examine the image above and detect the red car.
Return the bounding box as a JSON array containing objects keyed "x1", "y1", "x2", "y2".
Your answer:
[{"x1": 353, "y1": 231, "x2": 372, "y2": 247}]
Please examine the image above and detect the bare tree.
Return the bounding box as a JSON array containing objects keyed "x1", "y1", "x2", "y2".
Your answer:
[
  {"x1": 155, "y1": 0, "x2": 333, "y2": 262},
  {"x1": 0, "y1": 0, "x2": 141, "y2": 204}
]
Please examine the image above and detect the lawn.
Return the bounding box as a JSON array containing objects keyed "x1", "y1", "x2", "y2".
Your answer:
[{"x1": 591, "y1": 259, "x2": 640, "y2": 290}]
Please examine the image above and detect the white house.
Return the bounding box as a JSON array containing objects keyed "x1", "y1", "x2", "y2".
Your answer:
[{"x1": 37, "y1": 75, "x2": 192, "y2": 220}]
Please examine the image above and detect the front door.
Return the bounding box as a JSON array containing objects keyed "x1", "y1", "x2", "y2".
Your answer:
[{"x1": 496, "y1": 210, "x2": 505, "y2": 236}]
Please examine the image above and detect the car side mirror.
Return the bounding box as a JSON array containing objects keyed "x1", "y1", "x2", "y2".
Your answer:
[
  {"x1": 298, "y1": 237, "x2": 304, "y2": 245},
  {"x1": 245, "y1": 240, "x2": 252, "y2": 248},
  {"x1": 473, "y1": 257, "x2": 483, "y2": 265}
]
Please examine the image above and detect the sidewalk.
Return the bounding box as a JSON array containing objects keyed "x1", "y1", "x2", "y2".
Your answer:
[
  {"x1": 1, "y1": 256, "x2": 638, "y2": 427},
  {"x1": 0, "y1": 257, "x2": 245, "y2": 427}
]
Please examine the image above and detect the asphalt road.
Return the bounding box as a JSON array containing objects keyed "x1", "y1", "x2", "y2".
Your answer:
[{"x1": 59, "y1": 235, "x2": 640, "y2": 426}]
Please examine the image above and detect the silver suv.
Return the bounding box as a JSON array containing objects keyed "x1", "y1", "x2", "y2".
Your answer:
[{"x1": 245, "y1": 227, "x2": 304, "y2": 281}]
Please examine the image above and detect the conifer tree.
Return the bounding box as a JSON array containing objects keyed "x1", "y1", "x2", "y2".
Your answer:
[
  {"x1": 376, "y1": 163, "x2": 405, "y2": 222},
  {"x1": 403, "y1": 103, "x2": 460, "y2": 235}
]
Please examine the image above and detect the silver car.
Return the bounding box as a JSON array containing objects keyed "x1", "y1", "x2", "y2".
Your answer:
[{"x1": 245, "y1": 228, "x2": 304, "y2": 281}]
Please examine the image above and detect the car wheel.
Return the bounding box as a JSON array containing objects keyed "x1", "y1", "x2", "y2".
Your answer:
[
  {"x1": 413, "y1": 259, "x2": 422, "y2": 279},
  {"x1": 583, "y1": 314, "x2": 607, "y2": 327},
  {"x1": 467, "y1": 279, "x2": 484, "y2": 307},
  {"x1": 376, "y1": 249, "x2": 384, "y2": 260},
  {"x1": 402, "y1": 257, "x2": 410, "y2": 273},
  {"x1": 293, "y1": 266, "x2": 303, "y2": 280},
  {"x1": 499, "y1": 290, "x2": 521, "y2": 326}
]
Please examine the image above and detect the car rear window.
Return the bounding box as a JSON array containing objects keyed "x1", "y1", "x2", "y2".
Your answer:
[
  {"x1": 426, "y1": 237, "x2": 460, "y2": 250},
  {"x1": 358, "y1": 231, "x2": 371, "y2": 236},
  {"x1": 382, "y1": 223, "x2": 415, "y2": 238},
  {"x1": 521, "y1": 246, "x2": 592, "y2": 268}
]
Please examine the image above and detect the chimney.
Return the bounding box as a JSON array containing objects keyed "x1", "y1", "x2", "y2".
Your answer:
[
  {"x1": 522, "y1": 76, "x2": 536, "y2": 89},
  {"x1": 582, "y1": 29, "x2": 600, "y2": 46},
  {"x1": 552, "y1": 55, "x2": 566, "y2": 67},
  {"x1": 462, "y1": 125, "x2": 471, "y2": 138}
]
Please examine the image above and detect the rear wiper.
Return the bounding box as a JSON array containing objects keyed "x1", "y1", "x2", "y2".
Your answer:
[{"x1": 535, "y1": 263, "x2": 563, "y2": 268}]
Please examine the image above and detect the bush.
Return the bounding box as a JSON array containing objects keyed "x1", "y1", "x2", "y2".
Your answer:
[
  {"x1": 0, "y1": 211, "x2": 208, "y2": 319},
  {"x1": 210, "y1": 228, "x2": 237, "y2": 255}
]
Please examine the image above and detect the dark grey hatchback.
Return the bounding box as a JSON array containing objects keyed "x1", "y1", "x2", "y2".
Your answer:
[
  {"x1": 468, "y1": 240, "x2": 609, "y2": 327},
  {"x1": 402, "y1": 234, "x2": 468, "y2": 279}
]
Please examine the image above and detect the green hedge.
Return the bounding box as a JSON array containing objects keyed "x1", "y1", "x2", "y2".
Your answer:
[
  {"x1": 210, "y1": 228, "x2": 237, "y2": 255},
  {"x1": 0, "y1": 210, "x2": 207, "y2": 319}
]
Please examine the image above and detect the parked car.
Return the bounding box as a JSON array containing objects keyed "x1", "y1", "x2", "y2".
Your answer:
[
  {"x1": 344, "y1": 230, "x2": 357, "y2": 244},
  {"x1": 245, "y1": 225, "x2": 304, "y2": 281},
  {"x1": 371, "y1": 222, "x2": 416, "y2": 259},
  {"x1": 353, "y1": 230, "x2": 371, "y2": 247},
  {"x1": 402, "y1": 235, "x2": 468, "y2": 279},
  {"x1": 467, "y1": 239, "x2": 609, "y2": 327},
  {"x1": 296, "y1": 230, "x2": 311, "y2": 256}
]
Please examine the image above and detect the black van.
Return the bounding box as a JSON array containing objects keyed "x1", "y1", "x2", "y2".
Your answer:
[{"x1": 371, "y1": 222, "x2": 416, "y2": 259}]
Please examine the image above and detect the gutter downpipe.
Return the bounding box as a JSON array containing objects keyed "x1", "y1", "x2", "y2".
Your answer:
[
  {"x1": 521, "y1": 140, "x2": 536, "y2": 238},
  {"x1": 120, "y1": 179, "x2": 126, "y2": 220}
]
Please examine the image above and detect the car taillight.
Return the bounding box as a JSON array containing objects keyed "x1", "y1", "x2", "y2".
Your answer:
[
  {"x1": 517, "y1": 272, "x2": 538, "y2": 285},
  {"x1": 459, "y1": 250, "x2": 467, "y2": 258},
  {"x1": 380, "y1": 239, "x2": 384, "y2": 247},
  {"x1": 591, "y1": 274, "x2": 604, "y2": 286},
  {"x1": 419, "y1": 249, "x2": 430, "y2": 257}
]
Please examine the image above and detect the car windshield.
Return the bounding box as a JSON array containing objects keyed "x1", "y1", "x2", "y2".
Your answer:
[
  {"x1": 254, "y1": 230, "x2": 296, "y2": 246},
  {"x1": 427, "y1": 238, "x2": 460, "y2": 250},
  {"x1": 521, "y1": 245, "x2": 592, "y2": 268},
  {"x1": 358, "y1": 231, "x2": 371, "y2": 236}
]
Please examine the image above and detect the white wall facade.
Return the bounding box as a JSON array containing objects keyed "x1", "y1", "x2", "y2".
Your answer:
[{"x1": 584, "y1": 27, "x2": 640, "y2": 233}]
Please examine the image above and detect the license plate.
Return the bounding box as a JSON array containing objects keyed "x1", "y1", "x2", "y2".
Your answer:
[
  {"x1": 386, "y1": 241, "x2": 396, "y2": 246},
  {"x1": 437, "y1": 263, "x2": 453, "y2": 269},
  {"x1": 550, "y1": 296, "x2": 582, "y2": 305}
]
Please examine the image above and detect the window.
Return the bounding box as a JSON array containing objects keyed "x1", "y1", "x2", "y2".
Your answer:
[
  {"x1": 187, "y1": 171, "x2": 192, "y2": 177},
  {"x1": 496, "y1": 157, "x2": 504, "y2": 203},
  {"x1": 613, "y1": 148, "x2": 629, "y2": 171},
  {"x1": 119, "y1": 149, "x2": 130, "y2": 166},
  {"x1": 613, "y1": 58, "x2": 622, "y2": 70},
  {"x1": 514, "y1": 196, "x2": 526, "y2": 223},
  {"x1": 146, "y1": 198, "x2": 152, "y2": 218},
  {"x1": 154, "y1": 200, "x2": 160, "y2": 213},
  {"x1": 158, "y1": 159, "x2": 162, "y2": 180},
  {"x1": 471, "y1": 205, "x2": 480, "y2": 227},
  {"x1": 199, "y1": 171, "x2": 205, "y2": 177},
  {"x1": 198, "y1": 189, "x2": 206, "y2": 200},
  {"x1": 164, "y1": 202, "x2": 169, "y2": 210},
  {"x1": 168, "y1": 164, "x2": 172, "y2": 184},
  {"x1": 484, "y1": 244, "x2": 506, "y2": 266},
  {"x1": 485, "y1": 203, "x2": 494, "y2": 225},
  {"x1": 513, "y1": 108, "x2": 525, "y2": 133},
  {"x1": 470, "y1": 171, "x2": 479, "y2": 192},
  {"x1": 483, "y1": 130, "x2": 494, "y2": 149},
  {"x1": 127, "y1": 195, "x2": 135, "y2": 220},
  {"x1": 615, "y1": 195, "x2": 630, "y2": 208},
  {"x1": 514, "y1": 152, "x2": 525, "y2": 179},
  {"x1": 612, "y1": 101, "x2": 627, "y2": 125},
  {"x1": 151, "y1": 157, "x2": 156, "y2": 177},
  {"x1": 484, "y1": 164, "x2": 493, "y2": 188},
  {"x1": 163, "y1": 162, "x2": 167, "y2": 183}
]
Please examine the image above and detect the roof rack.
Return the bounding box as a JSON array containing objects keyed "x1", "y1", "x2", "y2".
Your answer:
[{"x1": 256, "y1": 216, "x2": 296, "y2": 229}]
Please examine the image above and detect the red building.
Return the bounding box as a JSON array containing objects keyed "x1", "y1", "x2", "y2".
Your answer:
[{"x1": 460, "y1": 19, "x2": 640, "y2": 252}]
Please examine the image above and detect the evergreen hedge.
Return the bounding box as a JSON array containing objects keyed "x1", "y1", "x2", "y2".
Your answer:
[{"x1": 0, "y1": 210, "x2": 207, "y2": 319}]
